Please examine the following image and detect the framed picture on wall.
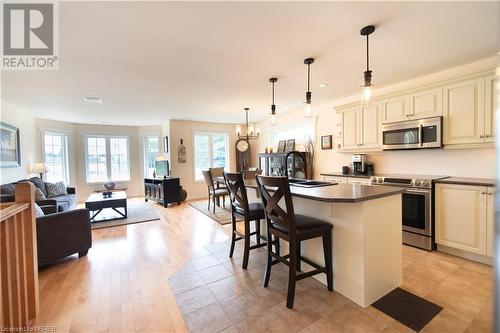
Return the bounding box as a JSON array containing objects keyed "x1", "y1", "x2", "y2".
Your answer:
[
  {"x1": 285, "y1": 139, "x2": 295, "y2": 152},
  {"x1": 277, "y1": 140, "x2": 286, "y2": 153},
  {"x1": 0, "y1": 122, "x2": 20, "y2": 168},
  {"x1": 321, "y1": 135, "x2": 333, "y2": 150}
]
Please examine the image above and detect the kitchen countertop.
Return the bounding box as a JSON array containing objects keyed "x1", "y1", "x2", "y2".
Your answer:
[
  {"x1": 244, "y1": 179, "x2": 405, "y2": 203},
  {"x1": 434, "y1": 177, "x2": 496, "y2": 187}
]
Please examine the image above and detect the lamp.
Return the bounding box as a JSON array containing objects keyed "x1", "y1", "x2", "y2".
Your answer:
[
  {"x1": 31, "y1": 162, "x2": 48, "y2": 179},
  {"x1": 269, "y1": 77, "x2": 278, "y2": 126},
  {"x1": 236, "y1": 107, "x2": 259, "y2": 140},
  {"x1": 304, "y1": 58, "x2": 315, "y2": 118},
  {"x1": 360, "y1": 25, "x2": 376, "y2": 105}
]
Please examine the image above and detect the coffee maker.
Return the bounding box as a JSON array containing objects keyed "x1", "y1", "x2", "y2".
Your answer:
[{"x1": 352, "y1": 154, "x2": 367, "y2": 174}]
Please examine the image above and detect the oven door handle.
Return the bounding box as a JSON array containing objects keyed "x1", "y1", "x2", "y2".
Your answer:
[
  {"x1": 405, "y1": 188, "x2": 430, "y2": 194},
  {"x1": 418, "y1": 124, "x2": 423, "y2": 147}
]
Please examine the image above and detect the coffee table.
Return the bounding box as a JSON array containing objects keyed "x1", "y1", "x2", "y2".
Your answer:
[{"x1": 85, "y1": 191, "x2": 127, "y2": 222}]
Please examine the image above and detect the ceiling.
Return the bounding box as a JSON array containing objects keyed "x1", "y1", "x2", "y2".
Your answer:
[{"x1": 2, "y1": 1, "x2": 499, "y2": 126}]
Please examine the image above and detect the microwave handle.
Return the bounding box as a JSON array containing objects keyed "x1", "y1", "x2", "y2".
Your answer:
[{"x1": 418, "y1": 124, "x2": 423, "y2": 147}]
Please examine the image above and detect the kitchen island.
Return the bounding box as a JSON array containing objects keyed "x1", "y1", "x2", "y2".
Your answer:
[{"x1": 245, "y1": 180, "x2": 404, "y2": 308}]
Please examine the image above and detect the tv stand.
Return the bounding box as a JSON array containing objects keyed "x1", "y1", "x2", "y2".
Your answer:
[{"x1": 144, "y1": 178, "x2": 182, "y2": 207}]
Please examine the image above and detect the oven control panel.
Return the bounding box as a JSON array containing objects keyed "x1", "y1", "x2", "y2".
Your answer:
[{"x1": 370, "y1": 176, "x2": 432, "y2": 189}]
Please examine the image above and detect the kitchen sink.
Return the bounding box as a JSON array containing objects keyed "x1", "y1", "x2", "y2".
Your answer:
[{"x1": 288, "y1": 179, "x2": 337, "y2": 188}]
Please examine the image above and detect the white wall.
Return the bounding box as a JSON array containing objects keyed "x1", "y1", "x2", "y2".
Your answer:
[
  {"x1": 169, "y1": 119, "x2": 238, "y2": 200},
  {"x1": 0, "y1": 102, "x2": 37, "y2": 183},
  {"x1": 251, "y1": 57, "x2": 497, "y2": 179}
]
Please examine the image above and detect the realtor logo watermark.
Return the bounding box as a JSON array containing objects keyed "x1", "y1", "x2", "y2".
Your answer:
[{"x1": 1, "y1": 1, "x2": 59, "y2": 70}]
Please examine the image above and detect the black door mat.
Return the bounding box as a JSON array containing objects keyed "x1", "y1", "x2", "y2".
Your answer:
[{"x1": 372, "y1": 288, "x2": 443, "y2": 332}]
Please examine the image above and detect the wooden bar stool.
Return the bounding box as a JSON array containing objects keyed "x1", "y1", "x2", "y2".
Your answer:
[
  {"x1": 224, "y1": 172, "x2": 272, "y2": 269},
  {"x1": 256, "y1": 175, "x2": 333, "y2": 309}
]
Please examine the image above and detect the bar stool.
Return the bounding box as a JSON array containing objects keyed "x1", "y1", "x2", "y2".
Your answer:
[
  {"x1": 224, "y1": 172, "x2": 273, "y2": 269},
  {"x1": 256, "y1": 175, "x2": 333, "y2": 309}
]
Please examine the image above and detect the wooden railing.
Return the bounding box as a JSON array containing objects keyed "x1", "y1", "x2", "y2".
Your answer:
[{"x1": 0, "y1": 183, "x2": 39, "y2": 329}]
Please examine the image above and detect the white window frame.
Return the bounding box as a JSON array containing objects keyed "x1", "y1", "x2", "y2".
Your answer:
[
  {"x1": 84, "y1": 135, "x2": 131, "y2": 184},
  {"x1": 192, "y1": 131, "x2": 230, "y2": 182},
  {"x1": 42, "y1": 132, "x2": 70, "y2": 184},
  {"x1": 142, "y1": 135, "x2": 160, "y2": 177}
]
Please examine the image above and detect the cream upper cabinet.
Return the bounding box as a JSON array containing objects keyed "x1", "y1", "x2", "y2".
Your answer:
[
  {"x1": 382, "y1": 95, "x2": 409, "y2": 123},
  {"x1": 360, "y1": 103, "x2": 382, "y2": 149},
  {"x1": 409, "y1": 87, "x2": 443, "y2": 119},
  {"x1": 341, "y1": 106, "x2": 359, "y2": 150},
  {"x1": 486, "y1": 188, "x2": 496, "y2": 257},
  {"x1": 339, "y1": 103, "x2": 382, "y2": 151},
  {"x1": 435, "y1": 183, "x2": 488, "y2": 255},
  {"x1": 485, "y1": 74, "x2": 497, "y2": 143},
  {"x1": 443, "y1": 77, "x2": 485, "y2": 145}
]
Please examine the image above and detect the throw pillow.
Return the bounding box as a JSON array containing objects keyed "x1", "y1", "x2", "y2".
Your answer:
[
  {"x1": 34, "y1": 203, "x2": 45, "y2": 217},
  {"x1": 46, "y1": 181, "x2": 67, "y2": 197},
  {"x1": 34, "y1": 187, "x2": 46, "y2": 201}
]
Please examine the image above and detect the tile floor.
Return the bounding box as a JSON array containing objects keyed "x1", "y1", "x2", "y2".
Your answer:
[{"x1": 169, "y1": 240, "x2": 494, "y2": 333}]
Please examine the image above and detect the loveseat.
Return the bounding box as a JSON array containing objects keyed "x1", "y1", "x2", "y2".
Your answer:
[{"x1": 0, "y1": 177, "x2": 77, "y2": 212}]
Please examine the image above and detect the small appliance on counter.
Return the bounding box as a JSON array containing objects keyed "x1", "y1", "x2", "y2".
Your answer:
[
  {"x1": 352, "y1": 154, "x2": 367, "y2": 174},
  {"x1": 342, "y1": 166, "x2": 350, "y2": 174}
]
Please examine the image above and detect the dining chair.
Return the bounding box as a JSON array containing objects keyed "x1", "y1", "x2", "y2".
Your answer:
[
  {"x1": 209, "y1": 167, "x2": 225, "y2": 187},
  {"x1": 243, "y1": 169, "x2": 262, "y2": 180},
  {"x1": 256, "y1": 175, "x2": 333, "y2": 309},
  {"x1": 202, "y1": 170, "x2": 228, "y2": 213},
  {"x1": 223, "y1": 172, "x2": 270, "y2": 269}
]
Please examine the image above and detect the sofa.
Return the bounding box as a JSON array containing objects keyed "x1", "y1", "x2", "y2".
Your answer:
[
  {"x1": 0, "y1": 177, "x2": 77, "y2": 212},
  {"x1": 36, "y1": 206, "x2": 92, "y2": 267}
]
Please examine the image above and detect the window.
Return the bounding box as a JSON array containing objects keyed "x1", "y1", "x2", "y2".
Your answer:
[
  {"x1": 85, "y1": 136, "x2": 130, "y2": 183},
  {"x1": 43, "y1": 133, "x2": 69, "y2": 184},
  {"x1": 193, "y1": 133, "x2": 229, "y2": 181},
  {"x1": 143, "y1": 136, "x2": 159, "y2": 177}
]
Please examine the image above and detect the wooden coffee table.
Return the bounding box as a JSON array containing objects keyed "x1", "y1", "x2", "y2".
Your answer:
[{"x1": 85, "y1": 191, "x2": 127, "y2": 222}]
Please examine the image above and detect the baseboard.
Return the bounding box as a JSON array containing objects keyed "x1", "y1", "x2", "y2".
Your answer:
[{"x1": 436, "y1": 244, "x2": 493, "y2": 266}]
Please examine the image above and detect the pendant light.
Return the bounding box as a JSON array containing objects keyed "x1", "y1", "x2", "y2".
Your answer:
[
  {"x1": 304, "y1": 58, "x2": 314, "y2": 118},
  {"x1": 360, "y1": 25, "x2": 375, "y2": 105},
  {"x1": 269, "y1": 77, "x2": 278, "y2": 126},
  {"x1": 236, "y1": 107, "x2": 259, "y2": 140}
]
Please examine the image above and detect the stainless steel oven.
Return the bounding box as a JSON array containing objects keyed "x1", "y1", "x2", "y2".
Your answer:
[
  {"x1": 370, "y1": 175, "x2": 447, "y2": 250},
  {"x1": 382, "y1": 116, "x2": 442, "y2": 150}
]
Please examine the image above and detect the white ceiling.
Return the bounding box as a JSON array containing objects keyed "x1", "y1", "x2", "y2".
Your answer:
[{"x1": 2, "y1": 1, "x2": 499, "y2": 126}]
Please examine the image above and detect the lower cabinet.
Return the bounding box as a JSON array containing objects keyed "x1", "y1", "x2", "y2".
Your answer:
[
  {"x1": 435, "y1": 183, "x2": 494, "y2": 257},
  {"x1": 346, "y1": 178, "x2": 371, "y2": 185},
  {"x1": 323, "y1": 176, "x2": 347, "y2": 184}
]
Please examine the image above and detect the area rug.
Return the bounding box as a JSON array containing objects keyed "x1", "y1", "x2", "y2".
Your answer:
[
  {"x1": 90, "y1": 201, "x2": 160, "y2": 230},
  {"x1": 372, "y1": 287, "x2": 443, "y2": 332},
  {"x1": 189, "y1": 199, "x2": 238, "y2": 225}
]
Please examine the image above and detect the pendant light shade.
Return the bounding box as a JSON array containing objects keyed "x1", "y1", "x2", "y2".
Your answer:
[
  {"x1": 360, "y1": 25, "x2": 375, "y2": 105},
  {"x1": 269, "y1": 77, "x2": 278, "y2": 126},
  {"x1": 304, "y1": 58, "x2": 314, "y2": 118}
]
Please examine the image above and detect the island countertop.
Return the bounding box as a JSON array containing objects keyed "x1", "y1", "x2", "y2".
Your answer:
[{"x1": 244, "y1": 179, "x2": 405, "y2": 203}]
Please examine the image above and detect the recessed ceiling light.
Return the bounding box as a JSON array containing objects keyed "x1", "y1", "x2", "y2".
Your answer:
[
  {"x1": 319, "y1": 83, "x2": 328, "y2": 88},
  {"x1": 84, "y1": 96, "x2": 102, "y2": 104}
]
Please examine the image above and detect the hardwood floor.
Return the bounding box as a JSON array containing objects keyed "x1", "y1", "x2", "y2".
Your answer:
[{"x1": 30, "y1": 199, "x2": 494, "y2": 333}]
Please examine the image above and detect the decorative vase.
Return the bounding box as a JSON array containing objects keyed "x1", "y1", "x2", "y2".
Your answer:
[{"x1": 104, "y1": 182, "x2": 115, "y2": 190}]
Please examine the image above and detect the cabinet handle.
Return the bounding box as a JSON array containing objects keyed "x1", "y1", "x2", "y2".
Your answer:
[
  {"x1": 485, "y1": 135, "x2": 491, "y2": 138},
  {"x1": 481, "y1": 192, "x2": 487, "y2": 195},
  {"x1": 479, "y1": 135, "x2": 484, "y2": 138}
]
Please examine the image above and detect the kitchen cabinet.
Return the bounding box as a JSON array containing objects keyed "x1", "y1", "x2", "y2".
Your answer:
[
  {"x1": 484, "y1": 74, "x2": 497, "y2": 143},
  {"x1": 486, "y1": 188, "x2": 495, "y2": 257},
  {"x1": 443, "y1": 77, "x2": 485, "y2": 145},
  {"x1": 323, "y1": 176, "x2": 347, "y2": 184},
  {"x1": 382, "y1": 88, "x2": 442, "y2": 124},
  {"x1": 339, "y1": 103, "x2": 382, "y2": 151},
  {"x1": 435, "y1": 183, "x2": 495, "y2": 257},
  {"x1": 382, "y1": 95, "x2": 409, "y2": 123},
  {"x1": 409, "y1": 87, "x2": 443, "y2": 119},
  {"x1": 347, "y1": 178, "x2": 371, "y2": 185}
]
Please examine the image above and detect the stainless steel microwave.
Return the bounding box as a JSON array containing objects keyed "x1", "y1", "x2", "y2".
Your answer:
[{"x1": 382, "y1": 116, "x2": 442, "y2": 150}]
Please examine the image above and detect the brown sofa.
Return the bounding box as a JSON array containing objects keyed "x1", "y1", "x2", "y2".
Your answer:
[
  {"x1": 36, "y1": 206, "x2": 92, "y2": 267},
  {"x1": 0, "y1": 177, "x2": 77, "y2": 212}
]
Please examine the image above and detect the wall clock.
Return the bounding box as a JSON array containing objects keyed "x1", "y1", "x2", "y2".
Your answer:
[{"x1": 235, "y1": 139, "x2": 250, "y2": 172}]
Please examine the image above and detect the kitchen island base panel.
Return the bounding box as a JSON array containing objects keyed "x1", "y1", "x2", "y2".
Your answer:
[{"x1": 247, "y1": 189, "x2": 402, "y2": 308}]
